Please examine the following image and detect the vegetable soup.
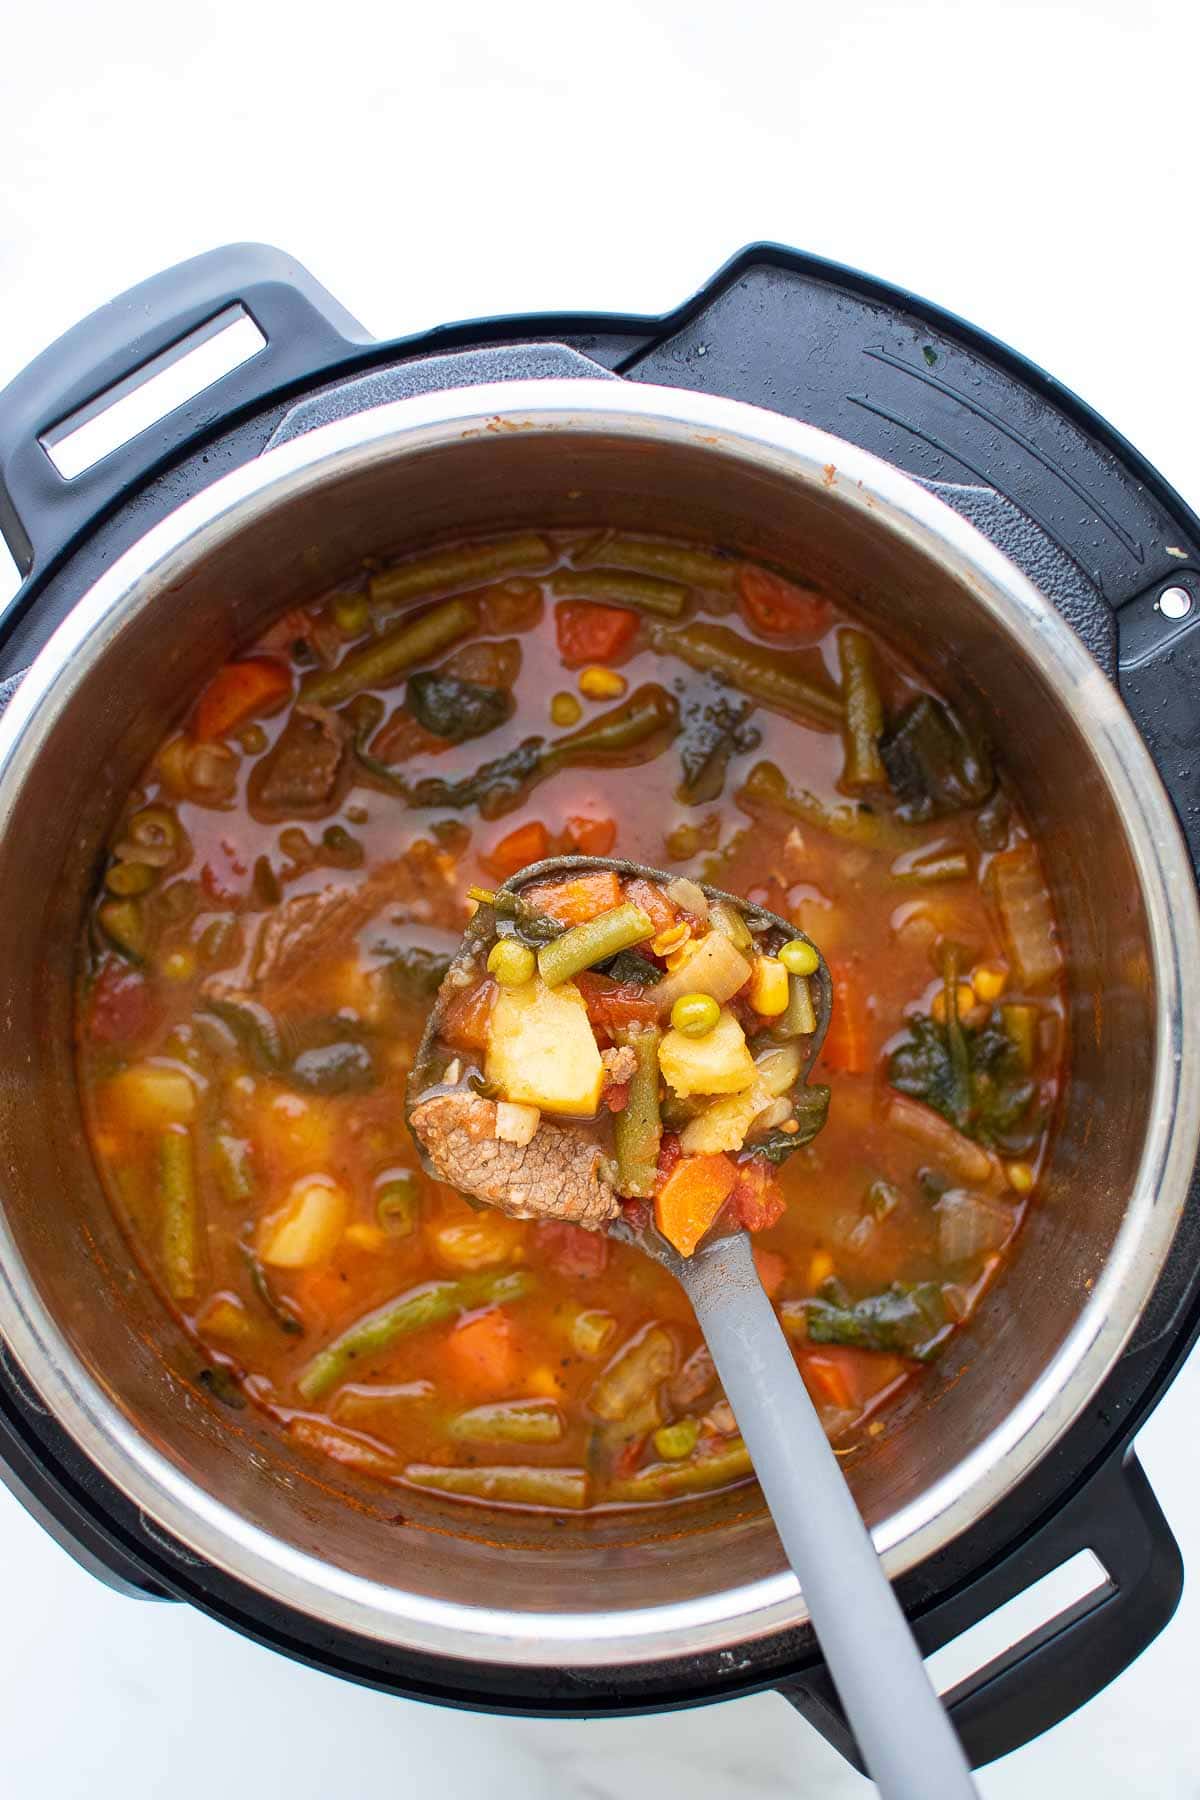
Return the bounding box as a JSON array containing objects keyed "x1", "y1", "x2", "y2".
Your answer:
[{"x1": 75, "y1": 529, "x2": 1064, "y2": 1512}]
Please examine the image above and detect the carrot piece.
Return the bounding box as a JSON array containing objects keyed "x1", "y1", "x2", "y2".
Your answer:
[
  {"x1": 554, "y1": 601, "x2": 639, "y2": 667},
  {"x1": 796, "y1": 1344, "x2": 907, "y2": 1413},
  {"x1": 730, "y1": 1161, "x2": 787, "y2": 1232},
  {"x1": 819, "y1": 960, "x2": 870, "y2": 1075},
  {"x1": 566, "y1": 814, "x2": 617, "y2": 856},
  {"x1": 655, "y1": 1153, "x2": 738, "y2": 1256},
  {"x1": 752, "y1": 1246, "x2": 788, "y2": 1298},
  {"x1": 443, "y1": 1306, "x2": 522, "y2": 1396},
  {"x1": 736, "y1": 565, "x2": 831, "y2": 640},
  {"x1": 440, "y1": 978, "x2": 497, "y2": 1052},
  {"x1": 193, "y1": 657, "x2": 292, "y2": 741},
  {"x1": 524, "y1": 870, "x2": 622, "y2": 924},
  {"x1": 623, "y1": 877, "x2": 677, "y2": 934},
  {"x1": 483, "y1": 819, "x2": 551, "y2": 879}
]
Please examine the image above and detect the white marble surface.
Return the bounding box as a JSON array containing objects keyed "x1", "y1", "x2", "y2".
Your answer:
[{"x1": 3, "y1": 0, "x2": 1200, "y2": 1791}]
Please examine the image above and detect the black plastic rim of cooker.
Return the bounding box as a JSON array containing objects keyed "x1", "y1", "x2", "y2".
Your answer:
[{"x1": 0, "y1": 243, "x2": 1196, "y2": 1774}]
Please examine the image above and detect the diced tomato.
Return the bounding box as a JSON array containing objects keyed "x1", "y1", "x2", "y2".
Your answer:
[
  {"x1": 575, "y1": 971, "x2": 659, "y2": 1037},
  {"x1": 440, "y1": 978, "x2": 497, "y2": 1052},
  {"x1": 554, "y1": 601, "x2": 639, "y2": 667},
  {"x1": 193, "y1": 657, "x2": 292, "y2": 742},
  {"x1": 85, "y1": 963, "x2": 161, "y2": 1047},
  {"x1": 524, "y1": 870, "x2": 622, "y2": 924},
  {"x1": 623, "y1": 877, "x2": 677, "y2": 934},
  {"x1": 656, "y1": 1153, "x2": 738, "y2": 1257},
  {"x1": 796, "y1": 1344, "x2": 907, "y2": 1413},
  {"x1": 604, "y1": 1080, "x2": 631, "y2": 1114},
  {"x1": 621, "y1": 1197, "x2": 652, "y2": 1234},
  {"x1": 730, "y1": 1161, "x2": 787, "y2": 1233},
  {"x1": 655, "y1": 1132, "x2": 684, "y2": 1189},
  {"x1": 820, "y1": 960, "x2": 870, "y2": 1075},
  {"x1": 444, "y1": 1306, "x2": 521, "y2": 1396},
  {"x1": 752, "y1": 1246, "x2": 788, "y2": 1299},
  {"x1": 483, "y1": 820, "x2": 550, "y2": 879},
  {"x1": 736, "y1": 565, "x2": 831, "y2": 640},
  {"x1": 565, "y1": 814, "x2": 616, "y2": 857},
  {"x1": 533, "y1": 1219, "x2": 609, "y2": 1278}
]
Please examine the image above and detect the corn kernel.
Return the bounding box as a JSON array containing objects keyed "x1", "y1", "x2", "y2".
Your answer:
[
  {"x1": 160, "y1": 948, "x2": 197, "y2": 983},
  {"x1": 578, "y1": 665, "x2": 628, "y2": 701},
  {"x1": 526, "y1": 1363, "x2": 566, "y2": 1398},
  {"x1": 867, "y1": 1419, "x2": 886, "y2": 1438},
  {"x1": 652, "y1": 921, "x2": 692, "y2": 958},
  {"x1": 345, "y1": 1222, "x2": 388, "y2": 1253},
  {"x1": 748, "y1": 955, "x2": 790, "y2": 1017},
  {"x1": 1006, "y1": 1161, "x2": 1035, "y2": 1195},
  {"x1": 550, "y1": 690, "x2": 582, "y2": 727},
  {"x1": 931, "y1": 982, "x2": 976, "y2": 1024},
  {"x1": 809, "y1": 1249, "x2": 835, "y2": 1288},
  {"x1": 971, "y1": 961, "x2": 1009, "y2": 1003}
]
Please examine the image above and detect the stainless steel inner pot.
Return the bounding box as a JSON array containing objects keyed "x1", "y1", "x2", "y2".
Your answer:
[{"x1": 0, "y1": 377, "x2": 1196, "y2": 1671}]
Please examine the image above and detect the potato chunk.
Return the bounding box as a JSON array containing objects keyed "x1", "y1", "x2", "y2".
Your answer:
[
  {"x1": 658, "y1": 1006, "x2": 757, "y2": 1098},
  {"x1": 485, "y1": 975, "x2": 604, "y2": 1116}
]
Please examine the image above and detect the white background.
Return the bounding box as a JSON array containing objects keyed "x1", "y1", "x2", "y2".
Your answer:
[{"x1": 2, "y1": 2, "x2": 1199, "y2": 1792}]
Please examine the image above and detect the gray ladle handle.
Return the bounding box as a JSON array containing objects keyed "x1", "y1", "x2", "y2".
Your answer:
[{"x1": 676, "y1": 1232, "x2": 978, "y2": 1799}]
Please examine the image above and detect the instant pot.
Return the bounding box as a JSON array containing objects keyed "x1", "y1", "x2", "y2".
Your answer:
[{"x1": 0, "y1": 243, "x2": 1197, "y2": 1775}]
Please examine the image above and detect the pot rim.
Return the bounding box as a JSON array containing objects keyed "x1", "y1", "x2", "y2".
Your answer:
[{"x1": 0, "y1": 377, "x2": 1196, "y2": 1668}]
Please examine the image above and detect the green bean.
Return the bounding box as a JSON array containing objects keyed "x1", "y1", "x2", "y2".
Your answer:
[
  {"x1": 212, "y1": 1131, "x2": 254, "y2": 1204},
  {"x1": 648, "y1": 622, "x2": 843, "y2": 731},
  {"x1": 301, "y1": 597, "x2": 478, "y2": 706},
  {"x1": 612, "y1": 1026, "x2": 663, "y2": 1197},
  {"x1": 736, "y1": 760, "x2": 880, "y2": 845},
  {"x1": 449, "y1": 1399, "x2": 564, "y2": 1446},
  {"x1": 398, "y1": 685, "x2": 680, "y2": 819},
  {"x1": 333, "y1": 590, "x2": 370, "y2": 636},
  {"x1": 565, "y1": 1305, "x2": 618, "y2": 1360},
  {"x1": 297, "y1": 1269, "x2": 533, "y2": 1401},
  {"x1": 368, "y1": 534, "x2": 553, "y2": 619},
  {"x1": 573, "y1": 533, "x2": 739, "y2": 591},
  {"x1": 838, "y1": 628, "x2": 886, "y2": 789},
  {"x1": 589, "y1": 1325, "x2": 676, "y2": 1422},
  {"x1": 548, "y1": 568, "x2": 688, "y2": 618},
  {"x1": 889, "y1": 848, "x2": 971, "y2": 886},
  {"x1": 606, "y1": 1437, "x2": 753, "y2": 1503},
  {"x1": 1002, "y1": 1003, "x2": 1039, "y2": 1073},
  {"x1": 158, "y1": 1128, "x2": 198, "y2": 1301},
  {"x1": 239, "y1": 1242, "x2": 304, "y2": 1335},
  {"x1": 537, "y1": 902, "x2": 655, "y2": 988},
  {"x1": 403, "y1": 1463, "x2": 589, "y2": 1509},
  {"x1": 707, "y1": 899, "x2": 753, "y2": 952},
  {"x1": 376, "y1": 1173, "x2": 421, "y2": 1236}
]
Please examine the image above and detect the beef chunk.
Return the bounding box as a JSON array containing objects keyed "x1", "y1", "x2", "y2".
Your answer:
[
  {"x1": 409, "y1": 1092, "x2": 619, "y2": 1229},
  {"x1": 249, "y1": 703, "x2": 351, "y2": 818}
]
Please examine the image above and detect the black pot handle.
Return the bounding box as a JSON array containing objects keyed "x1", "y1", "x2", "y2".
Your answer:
[
  {"x1": 779, "y1": 1447, "x2": 1181, "y2": 1770},
  {"x1": 0, "y1": 243, "x2": 372, "y2": 584}
]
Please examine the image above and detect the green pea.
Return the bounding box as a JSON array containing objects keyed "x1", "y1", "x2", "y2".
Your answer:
[
  {"x1": 653, "y1": 1418, "x2": 701, "y2": 1460},
  {"x1": 127, "y1": 805, "x2": 180, "y2": 852},
  {"x1": 670, "y1": 992, "x2": 720, "y2": 1038},
  {"x1": 779, "y1": 938, "x2": 820, "y2": 977},
  {"x1": 237, "y1": 722, "x2": 268, "y2": 755},
  {"x1": 487, "y1": 939, "x2": 537, "y2": 988}
]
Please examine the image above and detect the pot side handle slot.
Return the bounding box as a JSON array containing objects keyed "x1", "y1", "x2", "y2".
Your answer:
[
  {"x1": 0, "y1": 243, "x2": 373, "y2": 591},
  {"x1": 777, "y1": 1448, "x2": 1181, "y2": 1772}
]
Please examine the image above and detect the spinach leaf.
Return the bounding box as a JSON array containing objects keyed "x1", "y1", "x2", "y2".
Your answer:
[
  {"x1": 677, "y1": 674, "x2": 762, "y2": 805},
  {"x1": 880, "y1": 696, "x2": 994, "y2": 822},
  {"x1": 888, "y1": 1009, "x2": 1036, "y2": 1149},
  {"x1": 381, "y1": 944, "x2": 453, "y2": 1000},
  {"x1": 803, "y1": 1282, "x2": 948, "y2": 1360},
  {"x1": 753, "y1": 1084, "x2": 831, "y2": 1163},
  {"x1": 406, "y1": 672, "x2": 513, "y2": 744}
]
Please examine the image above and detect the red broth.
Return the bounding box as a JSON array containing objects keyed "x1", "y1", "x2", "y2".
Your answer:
[{"x1": 75, "y1": 531, "x2": 1064, "y2": 1512}]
